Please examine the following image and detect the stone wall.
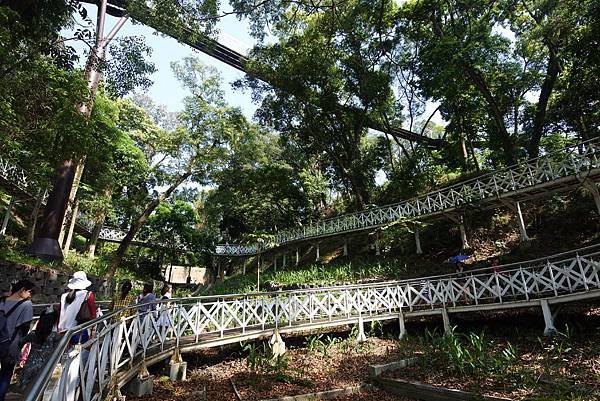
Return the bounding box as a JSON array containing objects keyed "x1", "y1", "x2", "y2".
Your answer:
[{"x1": 0, "y1": 260, "x2": 113, "y2": 304}]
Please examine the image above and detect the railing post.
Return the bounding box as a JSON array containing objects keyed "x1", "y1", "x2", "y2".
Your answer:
[
  {"x1": 494, "y1": 271, "x2": 502, "y2": 303},
  {"x1": 576, "y1": 254, "x2": 589, "y2": 291},
  {"x1": 520, "y1": 268, "x2": 530, "y2": 300},
  {"x1": 471, "y1": 274, "x2": 478, "y2": 305},
  {"x1": 548, "y1": 261, "x2": 558, "y2": 297}
]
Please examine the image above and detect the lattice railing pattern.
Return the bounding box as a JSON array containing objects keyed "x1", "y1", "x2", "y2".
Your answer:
[
  {"x1": 30, "y1": 251, "x2": 600, "y2": 401},
  {"x1": 216, "y1": 138, "x2": 600, "y2": 255}
]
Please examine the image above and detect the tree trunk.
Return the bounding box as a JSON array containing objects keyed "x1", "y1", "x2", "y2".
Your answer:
[
  {"x1": 62, "y1": 198, "x2": 79, "y2": 253},
  {"x1": 463, "y1": 64, "x2": 516, "y2": 164},
  {"x1": 105, "y1": 171, "x2": 192, "y2": 279},
  {"x1": 85, "y1": 214, "x2": 105, "y2": 257},
  {"x1": 29, "y1": 2, "x2": 128, "y2": 260},
  {"x1": 59, "y1": 160, "x2": 86, "y2": 246},
  {"x1": 528, "y1": 50, "x2": 560, "y2": 158},
  {"x1": 27, "y1": 189, "x2": 45, "y2": 243}
]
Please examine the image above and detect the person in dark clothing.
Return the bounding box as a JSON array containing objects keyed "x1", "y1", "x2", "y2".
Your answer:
[{"x1": 0, "y1": 280, "x2": 34, "y2": 401}]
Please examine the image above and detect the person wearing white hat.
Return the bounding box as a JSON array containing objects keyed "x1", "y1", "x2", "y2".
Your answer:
[{"x1": 58, "y1": 271, "x2": 97, "y2": 344}]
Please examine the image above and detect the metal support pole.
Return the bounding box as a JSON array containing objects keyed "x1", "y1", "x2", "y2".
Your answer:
[
  {"x1": 459, "y1": 216, "x2": 470, "y2": 250},
  {"x1": 355, "y1": 317, "x2": 367, "y2": 343},
  {"x1": 315, "y1": 242, "x2": 320, "y2": 262},
  {"x1": 295, "y1": 248, "x2": 299, "y2": 266},
  {"x1": 541, "y1": 299, "x2": 557, "y2": 335},
  {"x1": 442, "y1": 308, "x2": 451, "y2": 334},
  {"x1": 274, "y1": 256, "x2": 278, "y2": 272},
  {"x1": 374, "y1": 231, "x2": 380, "y2": 256},
  {"x1": 343, "y1": 238, "x2": 348, "y2": 257},
  {"x1": 0, "y1": 196, "x2": 15, "y2": 236},
  {"x1": 414, "y1": 226, "x2": 423, "y2": 255},
  {"x1": 398, "y1": 311, "x2": 406, "y2": 339},
  {"x1": 515, "y1": 202, "x2": 530, "y2": 242}
]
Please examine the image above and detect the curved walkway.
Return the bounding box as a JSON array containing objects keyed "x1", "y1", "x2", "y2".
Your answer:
[
  {"x1": 216, "y1": 138, "x2": 600, "y2": 256},
  {"x1": 26, "y1": 249, "x2": 600, "y2": 401},
  {"x1": 2, "y1": 139, "x2": 599, "y2": 254}
]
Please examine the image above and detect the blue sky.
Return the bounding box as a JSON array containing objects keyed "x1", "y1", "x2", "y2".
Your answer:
[{"x1": 75, "y1": 4, "x2": 259, "y2": 117}]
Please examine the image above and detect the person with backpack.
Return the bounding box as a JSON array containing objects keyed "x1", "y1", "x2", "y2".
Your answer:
[
  {"x1": 58, "y1": 271, "x2": 97, "y2": 344},
  {"x1": 0, "y1": 279, "x2": 34, "y2": 401}
]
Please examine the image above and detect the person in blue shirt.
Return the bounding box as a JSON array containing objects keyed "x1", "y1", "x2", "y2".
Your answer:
[{"x1": 136, "y1": 283, "x2": 157, "y2": 315}]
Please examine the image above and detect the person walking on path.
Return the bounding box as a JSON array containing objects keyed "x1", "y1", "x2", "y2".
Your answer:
[
  {"x1": 109, "y1": 280, "x2": 135, "y2": 319},
  {"x1": 136, "y1": 283, "x2": 157, "y2": 316},
  {"x1": 0, "y1": 280, "x2": 34, "y2": 401},
  {"x1": 58, "y1": 271, "x2": 97, "y2": 344},
  {"x1": 157, "y1": 284, "x2": 172, "y2": 332},
  {"x1": 17, "y1": 308, "x2": 59, "y2": 393}
]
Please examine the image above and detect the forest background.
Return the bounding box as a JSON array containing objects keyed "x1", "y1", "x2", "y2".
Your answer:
[{"x1": 0, "y1": 0, "x2": 598, "y2": 281}]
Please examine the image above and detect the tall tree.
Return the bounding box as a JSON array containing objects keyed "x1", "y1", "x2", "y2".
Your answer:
[{"x1": 105, "y1": 58, "x2": 248, "y2": 279}]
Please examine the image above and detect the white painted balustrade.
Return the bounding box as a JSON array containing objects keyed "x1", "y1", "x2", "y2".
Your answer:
[
  {"x1": 216, "y1": 138, "x2": 600, "y2": 256},
  {"x1": 26, "y1": 251, "x2": 600, "y2": 401}
]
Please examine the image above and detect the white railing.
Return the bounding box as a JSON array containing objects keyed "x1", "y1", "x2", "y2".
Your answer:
[
  {"x1": 27, "y1": 250, "x2": 600, "y2": 401},
  {"x1": 216, "y1": 138, "x2": 600, "y2": 255}
]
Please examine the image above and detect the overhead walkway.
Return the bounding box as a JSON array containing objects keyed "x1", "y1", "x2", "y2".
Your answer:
[
  {"x1": 25, "y1": 248, "x2": 600, "y2": 401},
  {"x1": 80, "y1": 0, "x2": 442, "y2": 147},
  {"x1": 215, "y1": 137, "x2": 600, "y2": 256}
]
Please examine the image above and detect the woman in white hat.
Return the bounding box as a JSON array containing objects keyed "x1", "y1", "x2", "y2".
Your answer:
[{"x1": 58, "y1": 271, "x2": 97, "y2": 344}]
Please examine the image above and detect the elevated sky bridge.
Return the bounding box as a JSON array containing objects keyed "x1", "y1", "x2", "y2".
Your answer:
[
  {"x1": 214, "y1": 137, "x2": 600, "y2": 257},
  {"x1": 25, "y1": 248, "x2": 600, "y2": 401},
  {"x1": 2, "y1": 137, "x2": 599, "y2": 256},
  {"x1": 85, "y1": 0, "x2": 443, "y2": 147}
]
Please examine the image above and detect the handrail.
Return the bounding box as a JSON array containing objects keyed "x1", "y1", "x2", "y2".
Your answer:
[
  {"x1": 25, "y1": 249, "x2": 600, "y2": 401},
  {"x1": 216, "y1": 137, "x2": 600, "y2": 255}
]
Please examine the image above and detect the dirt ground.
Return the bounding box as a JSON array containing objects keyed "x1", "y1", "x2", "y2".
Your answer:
[{"x1": 137, "y1": 304, "x2": 600, "y2": 401}]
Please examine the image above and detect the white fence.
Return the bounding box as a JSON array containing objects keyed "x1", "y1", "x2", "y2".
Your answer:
[
  {"x1": 216, "y1": 138, "x2": 600, "y2": 255},
  {"x1": 27, "y1": 250, "x2": 600, "y2": 401}
]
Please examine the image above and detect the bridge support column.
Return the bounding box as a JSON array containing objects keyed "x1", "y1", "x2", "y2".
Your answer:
[
  {"x1": 398, "y1": 312, "x2": 406, "y2": 339},
  {"x1": 458, "y1": 216, "x2": 469, "y2": 250},
  {"x1": 414, "y1": 226, "x2": 423, "y2": 255},
  {"x1": 342, "y1": 238, "x2": 348, "y2": 256},
  {"x1": 355, "y1": 317, "x2": 367, "y2": 343},
  {"x1": 124, "y1": 362, "x2": 154, "y2": 397},
  {"x1": 296, "y1": 248, "x2": 300, "y2": 266},
  {"x1": 169, "y1": 349, "x2": 187, "y2": 381},
  {"x1": 270, "y1": 329, "x2": 286, "y2": 357},
  {"x1": 374, "y1": 231, "x2": 380, "y2": 256},
  {"x1": 583, "y1": 179, "x2": 600, "y2": 215},
  {"x1": 515, "y1": 202, "x2": 530, "y2": 243},
  {"x1": 282, "y1": 253, "x2": 287, "y2": 269},
  {"x1": 274, "y1": 256, "x2": 278, "y2": 272},
  {"x1": 441, "y1": 309, "x2": 451, "y2": 334},
  {"x1": 315, "y1": 242, "x2": 320, "y2": 262},
  {"x1": 541, "y1": 299, "x2": 557, "y2": 336},
  {"x1": 0, "y1": 196, "x2": 15, "y2": 236}
]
